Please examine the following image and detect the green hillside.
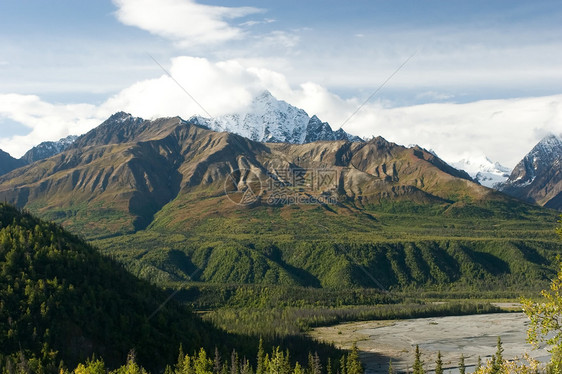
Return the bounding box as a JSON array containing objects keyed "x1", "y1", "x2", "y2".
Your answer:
[{"x1": 93, "y1": 200, "x2": 560, "y2": 293}]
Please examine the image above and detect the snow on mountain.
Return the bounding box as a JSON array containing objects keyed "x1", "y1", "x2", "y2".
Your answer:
[
  {"x1": 21, "y1": 135, "x2": 78, "y2": 163},
  {"x1": 191, "y1": 91, "x2": 361, "y2": 144},
  {"x1": 449, "y1": 154, "x2": 511, "y2": 188},
  {"x1": 497, "y1": 134, "x2": 562, "y2": 209},
  {"x1": 505, "y1": 134, "x2": 562, "y2": 187}
]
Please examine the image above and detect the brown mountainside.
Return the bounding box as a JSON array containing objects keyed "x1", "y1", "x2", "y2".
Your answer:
[{"x1": 0, "y1": 113, "x2": 505, "y2": 238}]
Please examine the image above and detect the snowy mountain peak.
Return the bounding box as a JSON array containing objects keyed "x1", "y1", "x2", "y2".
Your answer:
[
  {"x1": 501, "y1": 134, "x2": 562, "y2": 188},
  {"x1": 498, "y1": 134, "x2": 562, "y2": 210},
  {"x1": 527, "y1": 134, "x2": 562, "y2": 166},
  {"x1": 449, "y1": 154, "x2": 511, "y2": 188},
  {"x1": 189, "y1": 91, "x2": 361, "y2": 144}
]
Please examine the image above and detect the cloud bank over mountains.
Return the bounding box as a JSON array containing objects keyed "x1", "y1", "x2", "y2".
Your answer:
[{"x1": 1, "y1": 0, "x2": 561, "y2": 169}]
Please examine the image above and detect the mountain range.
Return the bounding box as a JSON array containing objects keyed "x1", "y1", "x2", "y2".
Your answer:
[
  {"x1": 0, "y1": 134, "x2": 78, "y2": 176},
  {"x1": 0, "y1": 111, "x2": 491, "y2": 237},
  {"x1": 0, "y1": 109, "x2": 558, "y2": 291}
]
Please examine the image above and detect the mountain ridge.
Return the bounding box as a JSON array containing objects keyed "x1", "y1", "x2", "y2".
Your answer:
[
  {"x1": 0, "y1": 113, "x2": 558, "y2": 291},
  {"x1": 498, "y1": 134, "x2": 562, "y2": 210},
  {"x1": 0, "y1": 135, "x2": 79, "y2": 177},
  {"x1": 0, "y1": 112, "x2": 510, "y2": 240},
  {"x1": 21, "y1": 134, "x2": 78, "y2": 163}
]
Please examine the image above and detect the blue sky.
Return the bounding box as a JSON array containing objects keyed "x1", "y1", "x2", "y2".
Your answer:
[{"x1": 1, "y1": 0, "x2": 562, "y2": 167}]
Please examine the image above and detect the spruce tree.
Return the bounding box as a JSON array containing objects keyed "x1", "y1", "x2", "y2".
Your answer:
[
  {"x1": 490, "y1": 337, "x2": 504, "y2": 374},
  {"x1": 214, "y1": 348, "x2": 222, "y2": 374},
  {"x1": 346, "y1": 343, "x2": 363, "y2": 374},
  {"x1": 294, "y1": 362, "x2": 305, "y2": 374},
  {"x1": 256, "y1": 338, "x2": 265, "y2": 374},
  {"x1": 327, "y1": 358, "x2": 333, "y2": 374},
  {"x1": 412, "y1": 345, "x2": 424, "y2": 374},
  {"x1": 388, "y1": 359, "x2": 393, "y2": 374},
  {"x1": 231, "y1": 350, "x2": 239, "y2": 374},
  {"x1": 308, "y1": 352, "x2": 322, "y2": 374},
  {"x1": 434, "y1": 351, "x2": 443, "y2": 374},
  {"x1": 340, "y1": 355, "x2": 347, "y2": 374},
  {"x1": 240, "y1": 358, "x2": 253, "y2": 374},
  {"x1": 495, "y1": 337, "x2": 504, "y2": 364}
]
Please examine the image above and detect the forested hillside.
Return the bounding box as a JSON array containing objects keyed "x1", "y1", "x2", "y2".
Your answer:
[{"x1": 0, "y1": 203, "x2": 223, "y2": 371}]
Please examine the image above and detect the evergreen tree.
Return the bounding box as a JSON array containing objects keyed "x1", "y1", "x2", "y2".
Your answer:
[
  {"x1": 175, "y1": 349, "x2": 194, "y2": 374},
  {"x1": 458, "y1": 354, "x2": 465, "y2": 374},
  {"x1": 194, "y1": 348, "x2": 213, "y2": 374},
  {"x1": 240, "y1": 358, "x2": 253, "y2": 374},
  {"x1": 231, "y1": 350, "x2": 239, "y2": 374},
  {"x1": 339, "y1": 355, "x2": 347, "y2": 374},
  {"x1": 346, "y1": 344, "x2": 362, "y2": 374},
  {"x1": 388, "y1": 359, "x2": 394, "y2": 374},
  {"x1": 214, "y1": 348, "x2": 222, "y2": 374},
  {"x1": 293, "y1": 362, "x2": 305, "y2": 374},
  {"x1": 308, "y1": 352, "x2": 322, "y2": 374},
  {"x1": 221, "y1": 362, "x2": 229, "y2": 374},
  {"x1": 176, "y1": 345, "x2": 186, "y2": 374},
  {"x1": 256, "y1": 338, "x2": 265, "y2": 374},
  {"x1": 490, "y1": 337, "x2": 504, "y2": 374},
  {"x1": 476, "y1": 356, "x2": 482, "y2": 372},
  {"x1": 412, "y1": 345, "x2": 424, "y2": 374},
  {"x1": 434, "y1": 351, "x2": 443, "y2": 374},
  {"x1": 495, "y1": 337, "x2": 504, "y2": 364},
  {"x1": 326, "y1": 358, "x2": 333, "y2": 374}
]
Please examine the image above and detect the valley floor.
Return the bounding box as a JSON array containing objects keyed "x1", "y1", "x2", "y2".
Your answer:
[{"x1": 308, "y1": 312, "x2": 549, "y2": 374}]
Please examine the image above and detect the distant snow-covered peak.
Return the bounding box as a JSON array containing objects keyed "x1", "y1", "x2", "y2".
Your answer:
[
  {"x1": 189, "y1": 90, "x2": 361, "y2": 144},
  {"x1": 448, "y1": 154, "x2": 511, "y2": 188}
]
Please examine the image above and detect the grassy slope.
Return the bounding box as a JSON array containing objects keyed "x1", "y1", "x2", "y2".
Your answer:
[{"x1": 92, "y1": 198, "x2": 560, "y2": 293}]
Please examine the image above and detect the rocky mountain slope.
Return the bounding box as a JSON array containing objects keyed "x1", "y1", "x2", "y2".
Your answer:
[
  {"x1": 0, "y1": 112, "x2": 493, "y2": 238},
  {"x1": 498, "y1": 134, "x2": 562, "y2": 210},
  {"x1": 21, "y1": 134, "x2": 78, "y2": 163},
  {"x1": 1, "y1": 135, "x2": 78, "y2": 177},
  {"x1": 191, "y1": 90, "x2": 361, "y2": 144}
]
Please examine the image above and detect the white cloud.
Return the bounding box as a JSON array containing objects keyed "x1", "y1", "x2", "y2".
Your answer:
[
  {"x1": 240, "y1": 18, "x2": 275, "y2": 27},
  {"x1": 113, "y1": 0, "x2": 263, "y2": 47},
  {"x1": 1, "y1": 56, "x2": 561, "y2": 169},
  {"x1": 0, "y1": 94, "x2": 107, "y2": 158},
  {"x1": 339, "y1": 96, "x2": 562, "y2": 168}
]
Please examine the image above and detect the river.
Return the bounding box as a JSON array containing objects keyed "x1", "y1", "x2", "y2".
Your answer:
[{"x1": 308, "y1": 313, "x2": 550, "y2": 374}]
